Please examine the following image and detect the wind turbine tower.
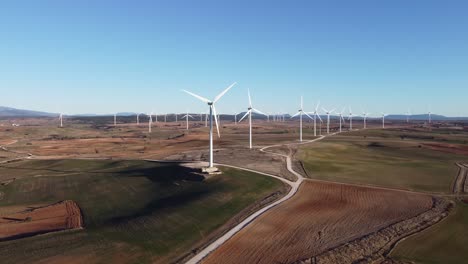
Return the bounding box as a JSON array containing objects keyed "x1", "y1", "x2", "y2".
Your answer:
[
  {"x1": 322, "y1": 107, "x2": 335, "y2": 134},
  {"x1": 381, "y1": 113, "x2": 387, "y2": 128},
  {"x1": 182, "y1": 110, "x2": 194, "y2": 130},
  {"x1": 239, "y1": 89, "x2": 267, "y2": 149},
  {"x1": 291, "y1": 96, "x2": 313, "y2": 142},
  {"x1": 183, "y1": 82, "x2": 236, "y2": 168}
]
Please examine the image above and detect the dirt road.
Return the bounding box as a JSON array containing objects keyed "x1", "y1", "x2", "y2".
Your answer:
[
  {"x1": 185, "y1": 135, "x2": 329, "y2": 264},
  {"x1": 454, "y1": 163, "x2": 468, "y2": 195}
]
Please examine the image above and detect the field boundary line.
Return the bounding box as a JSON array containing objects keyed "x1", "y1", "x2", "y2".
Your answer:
[{"x1": 185, "y1": 134, "x2": 330, "y2": 264}]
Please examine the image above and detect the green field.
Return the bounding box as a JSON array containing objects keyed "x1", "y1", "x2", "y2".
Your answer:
[
  {"x1": 298, "y1": 139, "x2": 464, "y2": 193},
  {"x1": 390, "y1": 201, "x2": 468, "y2": 264},
  {"x1": 0, "y1": 159, "x2": 284, "y2": 263},
  {"x1": 343, "y1": 128, "x2": 468, "y2": 145}
]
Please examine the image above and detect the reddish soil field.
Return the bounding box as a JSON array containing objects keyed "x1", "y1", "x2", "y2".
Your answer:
[
  {"x1": 0, "y1": 200, "x2": 83, "y2": 241},
  {"x1": 202, "y1": 181, "x2": 432, "y2": 264},
  {"x1": 423, "y1": 143, "x2": 468, "y2": 156}
]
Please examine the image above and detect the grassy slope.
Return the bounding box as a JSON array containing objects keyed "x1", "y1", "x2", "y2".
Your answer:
[
  {"x1": 298, "y1": 139, "x2": 463, "y2": 193},
  {"x1": 390, "y1": 201, "x2": 468, "y2": 264},
  {"x1": 0, "y1": 159, "x2": 284, "y2": 264}
]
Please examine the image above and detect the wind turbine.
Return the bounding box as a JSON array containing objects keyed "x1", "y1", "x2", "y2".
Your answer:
[
  {"x1": 291, "y1": 96, "x2": 314, "y2": 142},
  {"x1": 136, "y1": 113, "x2": 141, "y2": 125},
  {"x1": 148, "y1": 112, "x2": 153, "y2": 133},
  {"x1": 381, "y1": 112, "x2": 387, "y2": 128},
  {"x1": 182, "y1": 110, "x2": 195, "y2": 130},
  {"x1": 114, "y1": 113, "x2": 117, "y2": 126},
  {"x1": 183, "y1": 82, "x2": 236, "y2": 168},
  {"x1": 59, "y1": 113, "x2": 63, "y2": 128},
  {"x1": 322, "y1": 107, "x2": 335, "y2": 134},
  {"x1": 348, "y1": 108, "x2": 353, "y2": 130},
  {"x1": 336, "y1": 108, "x2": 346, "y2": 132},
  {"x1": 406, "y1": 109, "x2": 411, "y2": 123},
  {"x1": 234, "y1": 112, "x2": 239, "y2": 124},
  {"x1": 362, "y1": 111, "x2": 371, "y2": 129},
  {"x1": 307, "y1": 102, "x2": 322, "y2": 136},
  {"x1": 238, "y1": 89, "x2": 267, "y2": 149}
]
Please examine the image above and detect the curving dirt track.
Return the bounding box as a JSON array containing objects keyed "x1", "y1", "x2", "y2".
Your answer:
[
  {"x1": 202, "y1": 181, "x2": 433, "y2": 264},
  {"x1": 453, "y1": 163, "x2": 468, "y2": 194},
  {"x1": 0, "y1": 200, "x2": 83, "y2": 241}
]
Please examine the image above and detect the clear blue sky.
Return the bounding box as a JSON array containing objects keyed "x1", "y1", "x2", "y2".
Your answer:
[{"x1": 1, "y1": 0, "x2": 467, "y2": 116}]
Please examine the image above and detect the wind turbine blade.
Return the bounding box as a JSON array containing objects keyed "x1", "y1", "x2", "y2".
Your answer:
[
  {"x1": 248, "y1": 88, "x2": 252, "y2": 107},
  {"x1": 315, "y1": 101, "x2": 320, "y2": 111},
  {"x1": 181, "y1": 115, "x2": 187, "y2": 118},
  {"x1": 304, "y1": 112, "x2": 314, "y2": 120},
  {"x1": 238, "y1": 110, "x2": 250, "y2": 122},
  {"x1": 330, "y1": 109, "x2": 335, "y2": 113},
  {"x1": 212, "y1": 106, "x2": 220, "y2": 137},
  {"x1": 182, "y1": 90, "x2": 210, "y2": 103},
  {"x1": 291, "y1": 111, "x2": 301, "y2": 118},
  {"x1": 316, "y1": 114, "x2": 323, "y2": 122},
  {"x1": 322, "y1": 107, "x2": 328, "y2": 113},
  {"x1": 301, "y1": 96, "x2": 303, "y2": 109},
  {"x1": 252, "y1": 108, "x2": 267, "y2": 116},
  {"x1": 214, "y1": 82, "x2": 237, "y2": 103}
]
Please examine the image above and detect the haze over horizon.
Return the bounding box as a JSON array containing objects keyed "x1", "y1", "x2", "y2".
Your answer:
[{"x1": 1, "y1": 1, "x2": 467, "y2": 116}]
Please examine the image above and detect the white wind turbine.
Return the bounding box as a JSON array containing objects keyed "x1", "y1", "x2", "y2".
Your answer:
[
  {"x1": 307, "y1": 102, "x2": 322, "y2": 136},
  {"x1": 348, "y1": 108, "x2": 354, "y2": 130},
  {"x1": 234, "y1": 112, "x2": 239, "y2": 124},
  {"x1": 406, "y1": 109, "x2": 411, "y2": 123},
  {"x1": 362, "y1": 111, "x2": 371, "y2": 129},
  {"x1": 148, "y1": 112, "x2": 153, "y2": 133},
  {"x1": 59, "y1": 113, "x2": 63, "y2": 128},
  {"x1": 238, "y1": 89, "x2": 267, "y2": 149},
  {"x1": 114, "y1": 113, "x2": 117, "y2": 126},
  {"x1": 336, "y1": 108, "x2": 346, "y2": 132},
  {"x1": 381, "y1": 112, "x2": 387, "y2": 128},
  {"x1": 182, "y1": 110, "x2": 195, "y2": 130},
  {"x1": 183, "y1": 82, "x2": 236, "y2": 168},
  {"x1": 136, "y1": 113, "x2": 141, "y2": 125},
  {"x1": 322, "y1": 107, "x2": 335, "y2": 134},
  {"x1": 291, "y1": 96, "x2": 314, "y2": 142}
]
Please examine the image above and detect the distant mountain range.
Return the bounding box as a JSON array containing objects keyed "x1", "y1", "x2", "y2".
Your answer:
[
  {"x1": 0, "y1": 106, "x2": 57, "y2": 117},
  {"x1": 1, "y1": 106, "x2": 467, "y2": 120}
]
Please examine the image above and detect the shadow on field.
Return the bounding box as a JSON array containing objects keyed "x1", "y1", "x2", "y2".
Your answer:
[
  {"x1": 107, "y1": 189, "x2": 211, "y2": 226},
  {"x1": 107, "y1": 163, "x2": 209, "y2": 225},
  {"x1": 118, "y1": 163, "x2": 205, "y2": 184}
]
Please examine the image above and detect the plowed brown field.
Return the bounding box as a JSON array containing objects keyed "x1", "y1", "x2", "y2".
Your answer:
[
  {"x1": 0, "y1": 200, "x2": 82, "y2": 241},
  {"x1": 203, "y1": 181, "x2": 432, "y2": 264}
]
